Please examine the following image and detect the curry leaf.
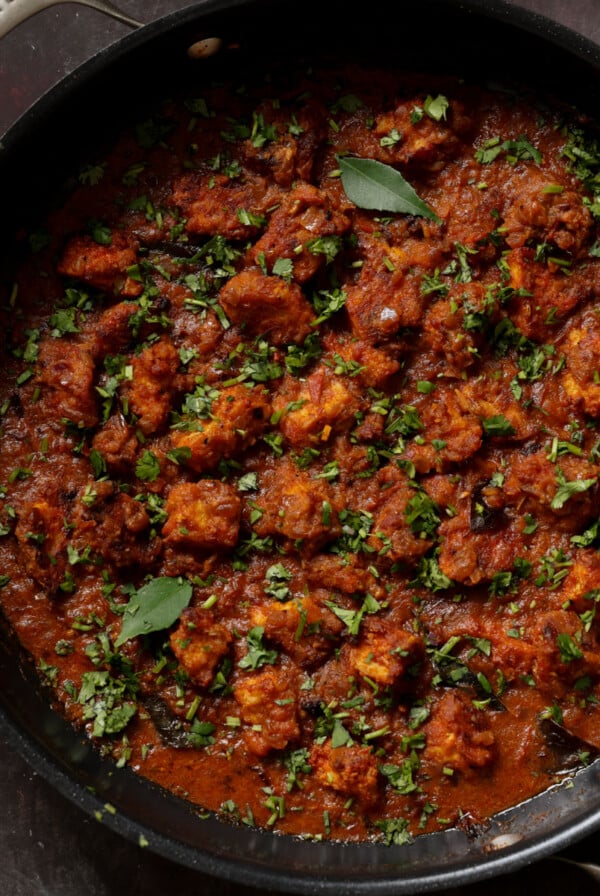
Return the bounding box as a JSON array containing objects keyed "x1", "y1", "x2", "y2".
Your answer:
[
  {"x1": 337, "y1": 156, "x2": 441, "y2": 223},
  {"x1": 114, "y1": 576, "x2": 193, "y2": 646}
]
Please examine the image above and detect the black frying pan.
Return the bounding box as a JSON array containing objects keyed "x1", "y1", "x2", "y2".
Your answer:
[{"x1": 1, "y1": 2, "x2": 600, "y2": 893}]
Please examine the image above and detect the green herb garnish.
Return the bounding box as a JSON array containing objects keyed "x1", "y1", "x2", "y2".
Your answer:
[
  {"x1": 114, "y1": 577, "x2": 193, "y2": 647},
  {"x1": 337, "y1": 156, "x2": 441, "y2": 223}
]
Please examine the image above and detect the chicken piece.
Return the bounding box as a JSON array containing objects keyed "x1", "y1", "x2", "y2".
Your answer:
[
  {"x1": 172, "y1": 171, "x2": 281, "y2": 239},
  {"x1": 422, "y1": 283, "x2": 491, "y2": 374},
  {"x1": 335, "y1": 88, "x2": 472, "y2": 173},
  {"x1": 247, "y1": 182, "x2": 350, "y2": 283},
  {"x1": 559, "y1": 310, "x2": 600, "y2": 417},
  {"x1": 14, "y1": 496, "x2": 69, "y2": 591},
  {"x1": 529, "y1": 609, "x2": 600, "y2": 691},
  {"x1": 273, "y1": 367, "x2": 361, "y2": 447},
  {"x1": 58, "y1": 232, "x2": 142, "y2": 296},
  {"x1": 345, "y1": 233, "x2": 427, "y2": 343},
  {"x1": 234, "y1": 665, "x2": 300, "y2": 756},
  {"x1": 345, "y1": 622, "x2": 424, "y2": 687},
  {"x1": 505, "y1": 248, "x2": 599, "y2": 341},
  {"x1": 468, "y1": 606, "x2": 600, "y2": 697},
  {"x1": 123, "y1": 338, "x2": 180, "y2": 436},
  {"x1": 501, "y1": 169, "x2": 592, "y2": 253},
  {"x1": 424, "y1": 691, "x2": 496, "y2": 774},
  {"x1": 367, "y1": 467, "x2": 436, "y2": 565},
  {"x1": 36, "y1": 338, "x2": 98, "y2": 428},
  {"x1": 239, "y1": 99, "x2": 327, "y2": 186},
  {"x1": 90, "y1": 301, "x2": 138, "y2": 360},
  {"x1": 321, "y1": 333, "x2": 400, "y2": 388},
  {"x1": 169, "y1": 608, "x2": 232, "y2": 687},
  {"x1": 309, "y1": 740, "x2": 379, "y2": 806},
  {"x1": 373, "y1": 94, "x2": 473, "y2": 170},
  {"x1": 305, "y1": 553, "x2": 380, "y2": 597},
  {"x1": 171, "y1": 384, "x2": 271, "y2": 473},
  {"x1": 503, "y1": 449, "x2": 599, "y2": 533},
  {"x1": 250, "y1": 595, "x2": 342, "y2": 668},
  {"x1": 459, "y1": 360, "x2": 539, "y2": 441},
  {"x1": 218, "y1": 269, "x2": 314, "y2": 345},
  {"x1": 402, "y1": 388, "x2": 482, "y2": 474},
  {"x1": 561, "y1": 551, "x2": 600, "y2": 614},
  {"x1": 162, "y1": 480, "x2": 241, "y2": 551},
  {"x1": 437, "y1": 508, "x2": 521, "y2": 587},
  {"x1": 91, "y1": 413, "x2": 138, "y2": 476},
  {"x1": 252, "y1": 460, "x2": 341, "y2": 553},
  {"x1": 71, "y1": 480, "x2": 157, "y2": 570}
]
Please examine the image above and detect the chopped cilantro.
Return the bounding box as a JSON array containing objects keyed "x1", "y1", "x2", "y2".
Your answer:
[
  {"x1": 423, "y1": 94, "x2": 449, "y2": 122},
  {"x1": 557, "y1": 632, "x2": 583, "y2": 664},
  {"x1": 135, "y1": 450, "x2": 161, "y2": 482},
  {"x1": 411, "y1": 555, "x2": 453, "y2": 592},
  {"x1": 264, "y1": 563, "x2": 293, "y2": 601},
  {"x1": 238, "y1": 626, "x2": 278, "y2": 670},
  {"x1": 311, "y1": 288, "x2": 347, "y2": 326},
  {"x1": 188, "y1": 719, "x2": 217, "y2": 749},
  {"x1": 78, "y1": 670, "x2": 137, "y2": 737},
  {"x1": 404, "y1": 490, "x2": 440, "y2": 539},
  {"x1": 475, "y1": 135, "x2": 542, "y2": 166},
  {"x1": 380, "y1": 756, "x2": 420, "y2": 795},
  {"x1": 551, "y1": 469, "x2": 597, "y2": 510},
  {"x1": 284, "y1": 748, "x2": 312, "y2": 791},
  {"x1": 481, "y1": 415, "x2": 515, "y2": 437},
  {"x1": 375, "y1": 817, "x2": 413, "y2": 847}
]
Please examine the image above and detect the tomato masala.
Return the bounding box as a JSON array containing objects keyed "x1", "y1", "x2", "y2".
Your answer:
[{"x1": 1, "y1": 60, "x2": 600, "y2": 846}]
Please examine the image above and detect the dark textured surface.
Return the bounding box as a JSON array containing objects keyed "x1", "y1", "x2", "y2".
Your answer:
[{"x1": 2, "y1": 2, "x2": 600, "y2": 894}]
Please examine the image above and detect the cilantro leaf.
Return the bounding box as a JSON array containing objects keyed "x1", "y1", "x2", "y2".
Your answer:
[
  {"x1": 481, "y1": 415, "x2": 516, "y2": 437},
  {"x1": 187, "y1": 718, "x2": 217, "y2": 748},
  {"x1": 272, "y1": 257, "x2": 294, "y2": 279},
  {"x1": 551, "y1": 469, "x2": 597, "y2": 510},
  {"x1": 404, "y1": 490, "x2": 440, "y2": 539},
  {"x1": 423, "y1": 94, "x2": 449, "y2": 122},
  {"x1": 88, "y1": 220, "x2": 112, "y2": 246},
  {"x1": 475, "y1": 135, "x2": 542, "y2": 166},
  {"x1": 264, "y1": 563, "x2": 293, "y2": 601},
  {"x1": 380, "y1": 758, "x2": 420, "y2": 795},
  {"x1": 325, "y1": 593, "x2": 381, "y2": 636},
  {"x1": 411, "y1": 555, "x2": 453, "y2": 592},
  {"x1": 331, "y1": 717, "x2": 354, "y2": 748},
  {"x1": 284, "y1": 747, "x2": 312, "y2": 791},
  {"x1": 49, "y1": 308, "x2": 80, "y2": 337},
  {"x1": 77, "y1": 670, "x2": 137, "y2": 737},
  {"x1": 557, "y1": 632, "x2": 583, "y2": 664},
  {"x1": 238, "y1": 626, "x2": 278, "y2": 670},
  {"x1": 374, "y1": 817, "x2": 413, "y2": 847},
  {"x1": 571, "y1": 517, "x2": 600, "y2": 548},
  {"x1": 135, "y1": 450, "x2": 161, "y2": 482},
  {"x1": 311, "y1": 288, "x2": 346, "y2": 327}
]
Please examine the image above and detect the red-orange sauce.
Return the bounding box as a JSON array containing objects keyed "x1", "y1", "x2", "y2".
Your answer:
[{"x1": 1, "y1": 61, "x2": 599, "y2": 845}]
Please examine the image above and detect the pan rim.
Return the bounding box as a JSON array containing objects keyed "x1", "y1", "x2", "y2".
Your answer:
[{"x1": 3, "y1": 701, "x2": 600, "y2": 894}]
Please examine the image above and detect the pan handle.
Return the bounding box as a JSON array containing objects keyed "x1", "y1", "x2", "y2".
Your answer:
[{"x1": 0, "y1": 0, "x2": 143, "y2": 40}]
